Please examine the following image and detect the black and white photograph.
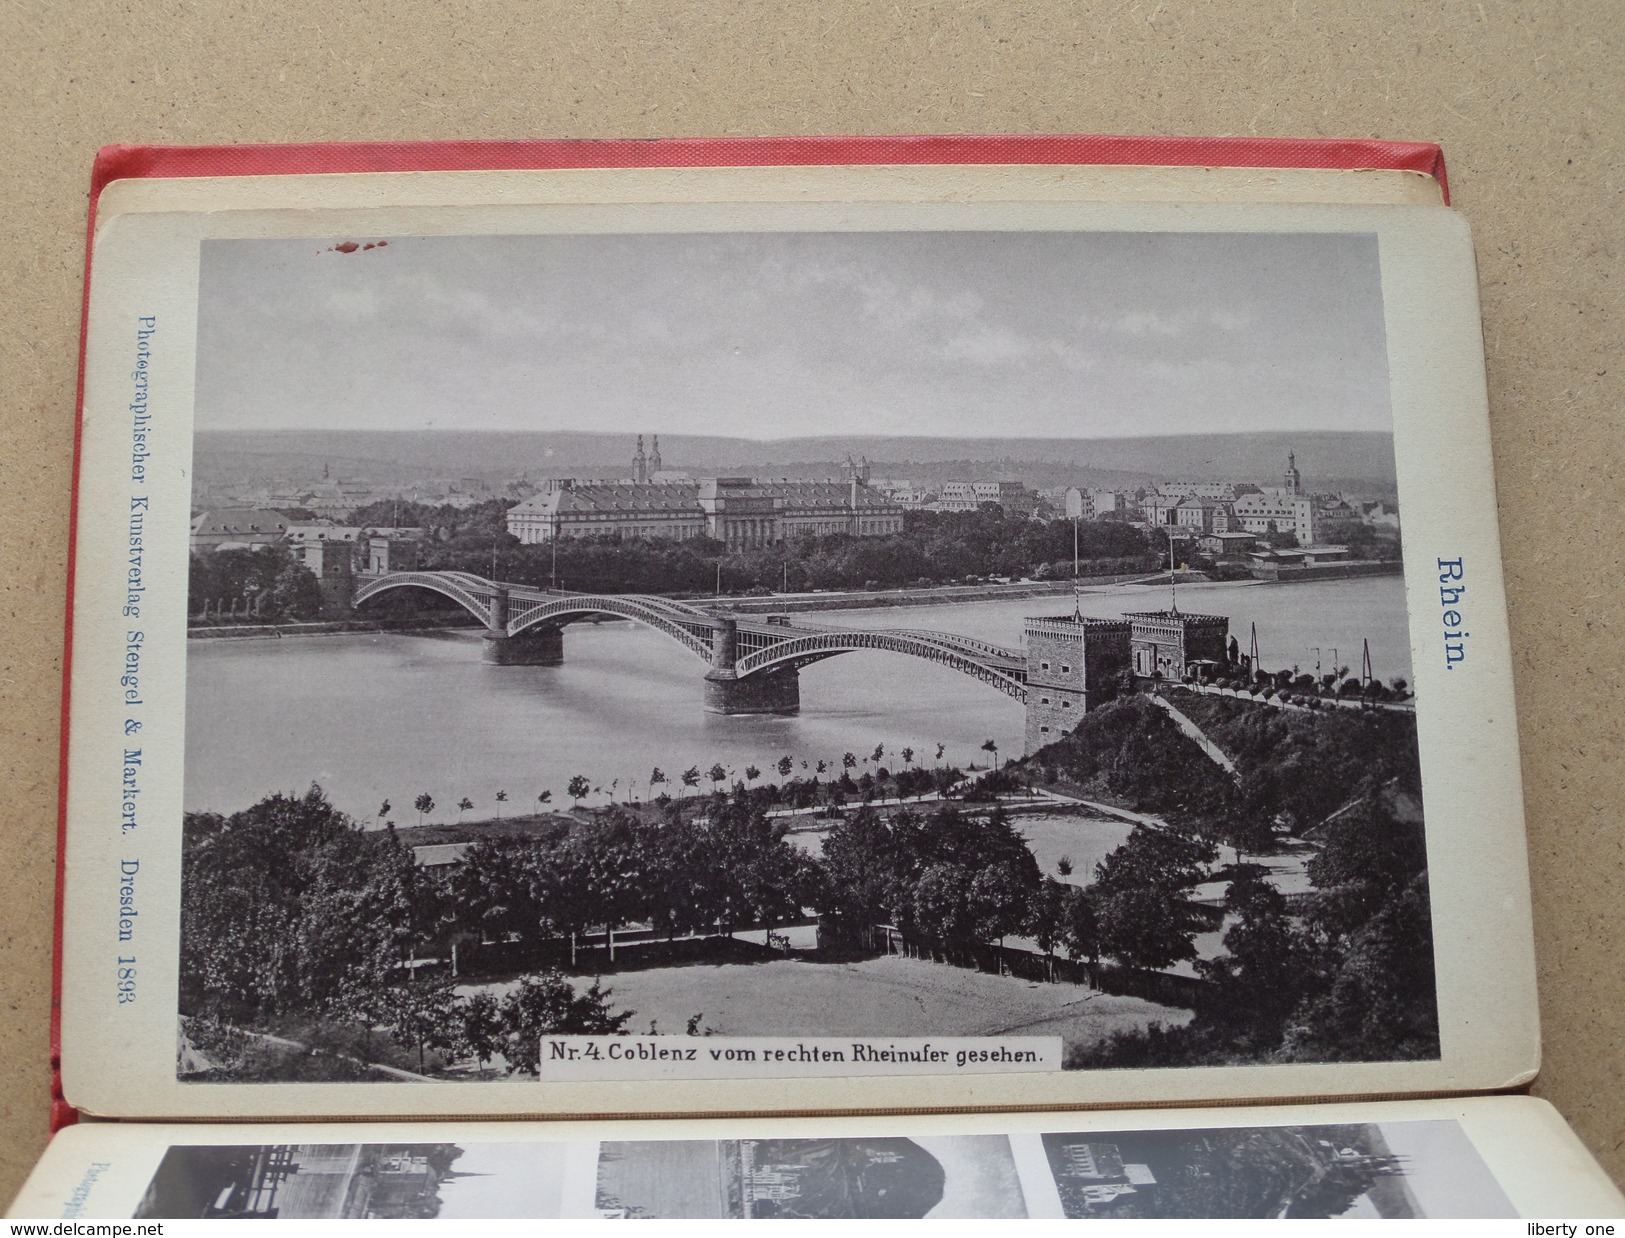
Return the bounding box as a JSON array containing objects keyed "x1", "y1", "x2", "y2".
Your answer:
[
  {"x1": 132, "y1": 1142, "x2": 570, "y2": 1219},
  {"x1": 1039, "y1": 1120, "x2": 1513, "y2": 1218},
  {"x1": 596, "y1": 1134, "x2": 1027, "y2": 1219},
  {"x1": 175, "y1": 227, "x2": 1436, "y2": 1085}
]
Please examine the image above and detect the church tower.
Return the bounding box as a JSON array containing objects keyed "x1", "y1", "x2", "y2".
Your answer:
[
  {"x1": 1284, "y1": 450, "x2": 1301, "y2": 496},
  {"x1": 649, "y1": 435, "x2": 663, "y2": 476},
  {"x1": 632, "y1": 434, "x2": 648, "y2": 484}
]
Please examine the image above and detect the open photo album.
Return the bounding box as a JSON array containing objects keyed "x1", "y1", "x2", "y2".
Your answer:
[{"x1": 51, "y1": 138, "x2": 1540, "y2": 1128}]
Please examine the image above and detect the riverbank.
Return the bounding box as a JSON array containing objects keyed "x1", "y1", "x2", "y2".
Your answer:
[
  {"x1": 1247, "y1": 558, "x2": 1403, "y2": 583},
  {"x1": 182, "y1": 571, "x2": 1185, "y2": 638},
  {"x1": 687, "y1": 570, "x2": 1195, "y2": 615},
  {"x1": 188, "y1": 614, "x2": 483, "y2": 640},
  {"x1": 184, "y1": 560, "x2": 1400, "y2": 638}
]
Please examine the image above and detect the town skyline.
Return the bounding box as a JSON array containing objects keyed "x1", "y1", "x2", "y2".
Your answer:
[{"x1": 190, "y1": 428, "x2": 1404, "y2": 512}]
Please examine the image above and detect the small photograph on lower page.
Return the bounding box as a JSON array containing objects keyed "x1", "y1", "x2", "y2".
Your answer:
[
  {"x1": 1034, "y1": 1119, "x2": 1514, "y2": 1219},
  {"x1": 131, "y1": 1141, "x2": 576, "y2": 1219},
  {"x1": 594, "y1": 1135, "x2": 1028, "y2": 1219}
]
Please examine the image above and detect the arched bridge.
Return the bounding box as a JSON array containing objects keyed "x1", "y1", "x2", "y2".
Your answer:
[{"x1": 351, "y1": 570, "x2": 1028, "y2": 713}]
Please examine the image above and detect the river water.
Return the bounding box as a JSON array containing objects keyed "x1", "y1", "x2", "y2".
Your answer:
[{"x1": 183, "y1": 575, "x2": 1413, "y2": 822}]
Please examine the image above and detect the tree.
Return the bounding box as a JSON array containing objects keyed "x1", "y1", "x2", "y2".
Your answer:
[
  {"x1": 566, "y1": 775, "x2": 591, "y2": 805},
  {"x1": 649, "y1": 767, "x2": 667, "y2": 798},
  {"x1": 384, "y1": 971, "x2": 460, "y2": 1071},
  {"x1": 378, "y1": 800, "x2": 391, "y2": 825},
  {"x1": 180, "y1": 789, "x2": 348, "y2": 1016},
  {"x1": 457, "y1": 990, "x2": 505, "y2": 1076},
  {"x1": 1093, "y1": 884, "x2": 1203, "y2": 972},
  {"x1": 414, "y1": 793, "x2": 435, "y2": 826},
  {"x1": 980, "y1": 738, "x2": 999, "y2": 769},
  {"x1": 707, "y1": 762, "x2": 728, "y2": 790},
  {"x1": 681, "y1": 765, "x2": 701, "y2": 797},
  {"x1": 841, "y1": 752, "x2": 857, "y2": 774},
  {"x1": 500, "y1": 971, "x2": 634, "y2": 1075},
  {"x1": 448, "y1": 839, "x2": 535, "y2": 947},
  {"x1": 294, "y1": 831, "x2": 424, "y2": 1027},
  {"x1": 1285, "y1": 884, "x2": 1439, "y2": 1062},
  {"x1": 744, "y1": 764, "x2": 761, "y2": 784},
  {"x1": 909, "y1": 862, "x2": 979, "y2": 956},
  {"x1": 536, "y1": 790, "x2": 553, "y2": 807},
  {"x1": 969, "y1": 860, "x2": 1034, "y2": 958},
  {"x1": 871, "y1": 743, "x2": 885, "y2": 765},
  {"x1": 700, "y1": 801, "x2": 811, "y2": 937},
  {"x1": 457, "y1": 796, "x2": 474, "y2": 819},
  {"x1": 1089, "y1": 824, "x2": 1216, "y2": 972},
  {"x1": 818, "y1": 807, "x2": 902, "y2": 946},
  {"x1": 900, "y1": 747, "x2": 915, "y2": 772},
  {"x1": 494, "y1": 790, "x2": 507, "y2": 820},
  {"x1": 1196, "y1": 867, "x2": 1310, "y2": 1051},
  {"x1": 1277, "y1": 789, "x2": 1439, "y2": 1062},
  {"x1": 777, "y1": 755, "x2": 795, "y2": 779},
  {"x1": 1059, "y1": 885, "x2": 1100, "y2": 971},
  {"x1": 265, "y1": 558, "x2": 325, "y2": 621},
  {"x1": 1029, "y1": 878, "x2": 1070, "y2": 976}
]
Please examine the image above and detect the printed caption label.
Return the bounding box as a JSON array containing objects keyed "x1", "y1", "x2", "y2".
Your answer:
[{"x1": 537, "y1": 1035, "x2": 1062, "y2": 1080}]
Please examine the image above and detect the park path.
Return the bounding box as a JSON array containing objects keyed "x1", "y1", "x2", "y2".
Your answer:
[
  {"x1": 1033, "y1": 787, "x2": 1166, "y2": 827},
  {"x1": 1147, "y1": 694, "x2": 1240, "y2": 779}
]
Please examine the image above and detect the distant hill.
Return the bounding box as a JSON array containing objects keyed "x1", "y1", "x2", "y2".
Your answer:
[{"x1": 194, "y1": 429, "x2": 1398, "y2": 497}]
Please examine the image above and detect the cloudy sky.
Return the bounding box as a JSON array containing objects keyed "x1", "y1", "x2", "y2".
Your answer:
[{"x1": 196, "y1": 229, "x2": 1391, "y2": 440}]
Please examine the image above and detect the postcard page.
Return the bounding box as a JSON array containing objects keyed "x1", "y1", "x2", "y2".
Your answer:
[
  {"x1": 13, "y1": 1097, "x2": 1622, "y2": 1219},
  {"x1": 59, "y1": 162, "x2": 1535, "y2": 1118}
]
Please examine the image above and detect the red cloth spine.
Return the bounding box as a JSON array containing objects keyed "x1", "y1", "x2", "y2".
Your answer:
[{"x1": 89, "y1": 133, "x2": 1447, "y2": 203}]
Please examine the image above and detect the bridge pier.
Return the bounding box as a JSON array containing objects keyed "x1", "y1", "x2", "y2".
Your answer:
[
  {"x1": 703, "y1": 613, "x2": 800, "y2": 714},
  {"x1": 704, "y1": 667, "x2": 801, "y2": 714},
  {"x1": 482, "y1": 626, "x2": 565, "y2": 665}
]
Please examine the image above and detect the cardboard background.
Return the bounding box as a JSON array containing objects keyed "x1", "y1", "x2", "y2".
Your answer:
[{"x1": 2, "y1": 0, "x2": 1620, "y2": 1206}]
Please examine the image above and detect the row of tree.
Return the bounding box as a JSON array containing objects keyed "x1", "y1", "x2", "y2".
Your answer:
[
  {"x1": 188, "y1": 546, "x2": 324, "y2": 621},
  {"x1": 355, "y1": 501, "x2": 1162, "y2": 596},
  {"x1": 398, "y1": 749, "x2": 971, "y2": 824}
]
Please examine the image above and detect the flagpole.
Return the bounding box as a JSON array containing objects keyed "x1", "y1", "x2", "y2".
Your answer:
[{"x1": 1167, "y1": 529, "x2": 1179, "y2": 614}]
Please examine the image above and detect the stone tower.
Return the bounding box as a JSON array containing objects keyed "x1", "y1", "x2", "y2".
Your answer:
[
  {"x1": 632, "y1": 434, "x2": 648, "y2": 484},
  {"x1": 1022, "y1": 614, "x2": 1133, "y2": 753},
  {"x1": 1284, "y1": 450, "x2": 1301, "y2": 496},
  {"x1": 649, "y1": 434, "x2": 663, "y2": 475}
]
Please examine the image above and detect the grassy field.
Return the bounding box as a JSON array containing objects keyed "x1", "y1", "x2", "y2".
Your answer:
[
  {"x1": 471, "y1": 954, "x2": 1190, "y2": 1050},
  {"x1": 1013, "y1": 813, "x2": 1135, "y2": 887}
]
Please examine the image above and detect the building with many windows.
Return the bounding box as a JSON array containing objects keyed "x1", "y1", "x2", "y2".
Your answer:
[
  {"x1": 1138, "y1": 453, "x2": 1368, "y2": 547},
  {"x1": 503, "y1": 439, "x2": 905, "y2": 548},
  {"x1": 189, "y1": 508, "x2": 292, "y2": 552},
  {"x1": 932, "y1": 480, "x2": 1037, "y2": 516}
]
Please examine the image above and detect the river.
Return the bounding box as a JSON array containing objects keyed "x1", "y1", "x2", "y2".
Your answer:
[{"x1": 182, "y1": 575, "x2": 1413, "y2": 822}]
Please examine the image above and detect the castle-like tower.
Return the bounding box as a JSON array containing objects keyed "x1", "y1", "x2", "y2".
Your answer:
[
  {"x1": 1283, "y1": 450, "x2": 1301, "y2": 496},
  {"x1": 649, "y1": 435, "x2": 663, "y2": 475},
  {"x1": 632, "y1": 434, "x2": 648, "y2": 484}
]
